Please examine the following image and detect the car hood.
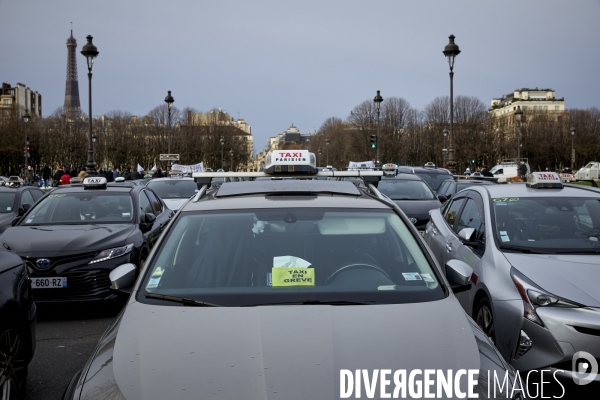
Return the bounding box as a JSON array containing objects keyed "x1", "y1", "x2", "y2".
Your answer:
[
  {"x1": 161, "y1": 198, "x2": 188, "y2": 211},
  {"x1": 0, "y1": 213, "x2": 15, "y2": 233},
  {"x1": 110, "y1": 295, "x2": 480, "y2": 399},
  {"x1": 504, "y1": 253, "x2": 600, "y2": 307},
  {"x1": 392, "y1": 199, "x2": 441, "y2": 218},
  {"x1": 1, "y1": 224, "x2": 136, "y2": 257}
]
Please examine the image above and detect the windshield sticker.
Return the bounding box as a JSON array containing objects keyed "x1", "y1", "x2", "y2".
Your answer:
[
  {"x1": 147, "y1": 266, "x2": 164, "y2": 289},
  {"x1": 590, "y1": 237, "x2": 599, "y2": 242},
  {"x1": 500, "y1": 231, "x2": 510, "y2": 242},
  {"x1": 122, "y1": 212, "x2": 131, "y2": 218},
  {"x1": 26, "y1": 218, "x2": 33, "y2": 223},
  {"x1": 6, "y1": 207, "x2": 11, "y2": 211},
  {"x1": 493, "y1": 198, "x2": 519, "y2": 202},
  {"x1": 420, "y1": 273, "x2": 435, "y2": 283},
  {"x1": 378, "y1": 285, "x2": 396, "y2": 290},
  {"x1": 402, "y1": 272, "x2": 422, "y2": 281},
  {"x1": 48, "y1": 194, "x2": 66, "y2": 198},
  {"x1": 271, "y1": 268, "x2": 315, "y2": 286}
]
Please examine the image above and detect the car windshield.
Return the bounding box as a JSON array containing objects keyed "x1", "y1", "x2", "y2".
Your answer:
[
  {"x1": 142, "y1": 208, "x2": 445, "y2": 306},
  {"x1": 414, "y1": 172, "x2": 449, "y2": 192},
  {"x1": 0, "y1": 193, "x2": 16, "y2": 213},
  {"x1": 377, "y1": 179, "x2": 435, "y2": 200},
  {"x1": 146, "y1": 180, "x2": 198, "y2": 199},
  {"x1": 22, "y1": 192, "x2": 134, "y2": 225},
  {"x1": 492, "y1": 197, "x2": 600, "y2": 253}
]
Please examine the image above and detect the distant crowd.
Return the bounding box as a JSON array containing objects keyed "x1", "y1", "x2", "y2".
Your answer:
[{"x1": 15, "y1": 164, "x2": 167, "y2": 188}]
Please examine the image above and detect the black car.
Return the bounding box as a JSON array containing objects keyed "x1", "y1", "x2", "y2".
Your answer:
[
  {"x1": 398, "y1": 166, "x2": 453, "y2": 193},
  {"x1": 0, "y1": 185, "x2": 45, "y2": 235},
  {"x1": 436, "y1": 178, "x2": 495, "y2": 202},
  {"x1": 0, "y1": 249, "x2": 36, "y2": 398},
  {"x1": 0, "y1": 177, "x2": 173, "y2": 303},
  {"x1": 376, "y1": 173, "x2": 444, "y2": 233}
]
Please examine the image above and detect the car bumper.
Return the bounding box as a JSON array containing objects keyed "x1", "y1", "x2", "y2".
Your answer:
[
  {"x1": 26, "y1": 254, "x2": 135, "y2": 303},
  {"x1": 510, "y1": 306, "x2": 600, "y2": 373}
]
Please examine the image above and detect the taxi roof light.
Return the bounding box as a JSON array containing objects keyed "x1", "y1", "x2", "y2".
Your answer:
[
  {"x1": 83, "y1": 177, "x2": 108, "y2": 189},
  {"x1": 526, "y1": 172, "x2": 563, "y2": 189}
]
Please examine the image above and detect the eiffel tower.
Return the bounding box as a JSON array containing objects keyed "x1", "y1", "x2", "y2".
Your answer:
[{"x1": 63, "y1": 24, "x2": 81, "y2": 113}]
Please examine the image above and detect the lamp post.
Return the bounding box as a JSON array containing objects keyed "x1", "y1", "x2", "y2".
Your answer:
[
  {"x1": 515, "y1": 105, "x2": 523, "y2": 162},
  {"x1": 373, "y1": 90, "x2": 383, "y2": 167},
  {"x1": 230, "y1": 148, "x2": 234, "y2": 171},
  {"x1": 318, "y1": 147, "x2": 322, "y2": 167},
  {"x1": 442, "y1": 127, "x2": 448, "y2": 168},
  {"x1": 325, "y1": 138, "x2": 330, "y2": 166},
  {"x1": 81, "y1": 35, "x2": 99, "y2": 174},
  {"x1": 570, "y1": 126, "x2": 576, "y2": 169},
  {"x1": 443, "y1": 35, "x2": 460, "y2": 174},
  {"x1": 22, "y1": 110, "x2": 31, "y2": 174},
  {"x1": 220, "y1": 137, "x2": 225, "y2": 170},
  {"x1": 164, "y1": 91, "x2": 174, "y2": 171}
]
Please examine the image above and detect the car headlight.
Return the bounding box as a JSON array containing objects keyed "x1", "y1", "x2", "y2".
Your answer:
[
  {"x1": 89, "y1": 243, "x2": 134, "y2": 264},
  {"x1": 510, "y1": 267, "x2": 581, "y2": 327}
]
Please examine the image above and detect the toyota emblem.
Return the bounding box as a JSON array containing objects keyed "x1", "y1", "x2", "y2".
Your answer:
[
  {"x1": 409, "y1": 218, "x2": 417, "y2": 225},
  {"x1": 36, "y1": 259, "x2": 51, "y2": 270}
]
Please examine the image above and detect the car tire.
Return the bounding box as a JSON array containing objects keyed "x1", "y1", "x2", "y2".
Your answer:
[
  {"x1": 0, "y1": 324, "x2": 29, "y2": 399},
  {"x1": 475, "y1": 297, "x2": 496, "y2": 344}
]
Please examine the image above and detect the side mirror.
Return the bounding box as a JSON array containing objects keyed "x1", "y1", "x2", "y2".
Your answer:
[
  {"x1": 458, "y1": 227, "x2": 480, "y2": 248},
  {"x1": 437, "y1": 194, "x2": 448, "y2": 203},
  {"x1": 145, "y1": 213, "x2": 156, "y2": 223},
  {"x1": 18, "y1": 203, "x2": 32, "y2": 216},
  {"x1": 109, "y1": 263, "x2": 136, "y2": 294},
  {"x1": 140, "y1": 213, "x2": 156, "y2": 233},
  {"x1": 445, "y1": 259, "x2": 473, "y2": 294}
]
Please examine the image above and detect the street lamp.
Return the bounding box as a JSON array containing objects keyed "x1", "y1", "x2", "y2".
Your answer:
[
  {"x1": 373, "y1": 90, "x2": 383, "y2": 167},
  {"x1": 515, "y1": 105, "x2": 523, "y2": 162},
  {"x1": 230, "y1": 148, "x2": 234, "y2": 171},
  {"x1": 164, "y1": 90, "x2": 174, "y2": 171},
  {"x1": 318, "y1": 147, "x2": 322, "y2": 167},
  {"x1": 220, "y1": 137, "x2": 225, "y2": 170},
  {"x1": 81, "y1": 35, "x2": 99, "y2": 174},
  {"x1": 570, "y1": 126, "x2": 576, "y2": 169},
  {"x1": 442, "y1": 127, "x2": 448, "y2": 167},
  {"x1": 325, "y1": 138, "x2": 330, "y2": 166},
  {"x1": 22, "y1": 110, "x2": 31, "y2": 173},
  {"x1": 443, "y1": 35, "x2": 460, "y2": 174}
]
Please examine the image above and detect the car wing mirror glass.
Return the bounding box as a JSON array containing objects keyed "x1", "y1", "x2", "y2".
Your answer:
[
  {"x1": 458, "y1": 227, "x2": 480, "y2": 248},
  {"x1": 445, "y1": 259, "x2": 473, "y2": 294},
  {"x1": 437, "y1": 194, "x2": 448, "y2": 203}
]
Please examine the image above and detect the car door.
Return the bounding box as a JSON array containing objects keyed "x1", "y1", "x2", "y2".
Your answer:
[
  {"x1": 452, "y1": 191, "x2": 486, "y2": 313},
  {"x1": 425, "y1": 195, "x2": 467, "y2": 268},
  {"x1": 145, "y1": 189, "x2": 170, "y2": 236}
]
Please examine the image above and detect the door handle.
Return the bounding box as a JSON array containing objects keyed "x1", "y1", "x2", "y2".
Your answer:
[{"x1": 445, "y1": 244, "x2": 452, "y2": 253}]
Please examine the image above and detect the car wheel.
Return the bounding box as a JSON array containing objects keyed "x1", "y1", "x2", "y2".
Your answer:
[
  {"x1": 475, "y1": 297, "x2": 496, "y2": 344},
  {"x1": 0, "y1": 325, "x2": 28, "y2": 400}
]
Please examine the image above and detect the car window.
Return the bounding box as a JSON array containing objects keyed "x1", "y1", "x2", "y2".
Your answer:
[
  {"x1": 456, "y1": 198, "x2": 483, "y2": 239},
  {"x1": 377, "y1": 179, "x2": 435, "y2": 200},
  {"x1": 146, "y1": 180, "x2": 197, "y2": 199},
  {"x1": 414, "y1": 172, "x2": 450, "y2": 192},
  {"x1": 0, "y1": 192, "x2": 16, "y2": 213},
  {"x1": 20, "y1": 190, "x2": 35, "y2": 207},
  {"x1": 444, "y1": 197, "x2": 466, "y2": 229},
  {"x1": 145, "y1": 190, "x2": 163, "y2": 215},
  {"x1": 492, "y1": 197, "x2": 600, "y2": 253},
  {"x1": 142, "y1": 208, "x2": 446, "y2": 306},
  {"x1": 30, "y1": 189, "x2": 44, "y2": 201},
  {"x1": 22, "y1": 192, "x2": 134, "y2": 224},
  {"x1": 139, "y1": 191, "x2": 155, "y2": 216},
  {"x1": 440, "y1": 181, "x2": 454, "y2": 196}
]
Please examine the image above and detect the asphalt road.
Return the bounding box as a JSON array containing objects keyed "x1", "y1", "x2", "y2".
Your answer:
[{"x1": 23, "y1": 302, "x2": 125, "y2": 400}]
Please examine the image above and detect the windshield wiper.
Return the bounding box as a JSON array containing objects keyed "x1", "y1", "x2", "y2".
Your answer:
[
  {"x1": 145, "y1": 293, "x2": 221, "y2": 306},
  {"x1": 498, "y1": 244, "x2": 546, "y2": 254},
  {"x1": 554, "y1": 249, "x2": 600, "y2": 254},
  {"x1": 242, "y1": 299, "x2": 377, "y2": 307}
]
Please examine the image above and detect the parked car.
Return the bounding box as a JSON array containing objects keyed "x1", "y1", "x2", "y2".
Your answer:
[
  {"x1": 0, "y1": 185, "x2": 45, "y2": 235},
  {"x1": 397, "y1": 165, "x2": 453, "y2": 194},
  {"x1": 63, "y1": 161, "x2": 522, "y2": 399},
  {"x1": 0, "y1": 249, "x2": 36, "y2": 398},
  {"x1": 145, "y1": 177, "x2": 198, "y2": 211},
  {"x1": 424, "y1": 171, "x2": 600, "y2": 379},
  {"x1": 489, "y1": 159, "x2": 530, "y2": 183},
  {"x1": 436, "y1": 178, "x2": 495, "y2": 203},
  {"x1": 0, "y1": 177, "x2": 173, "y2": 303}
]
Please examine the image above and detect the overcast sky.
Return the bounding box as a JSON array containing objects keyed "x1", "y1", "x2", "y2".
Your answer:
[{"x1": 2, "y1": 0, "x2": 599, "y2": 153}]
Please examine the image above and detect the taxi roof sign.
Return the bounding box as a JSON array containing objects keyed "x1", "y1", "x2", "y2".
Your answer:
[
  {"x1": 83, "y1": 176, "x2": 108, "y2": 189},
  {"x1": 526, "y1": 172, "x2": 563, "y2": 189},
  {"x1": 264, "y1": 150, "x2": 317, "y2": 174}
]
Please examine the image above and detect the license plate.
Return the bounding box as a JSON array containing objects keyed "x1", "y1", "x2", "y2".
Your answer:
[{"x1": 31, "y1": 277, "x2": 67, "y2": 289}]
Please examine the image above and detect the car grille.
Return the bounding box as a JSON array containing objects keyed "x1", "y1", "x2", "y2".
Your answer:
[
  {"x1": 23, "y1": 252, "x2": 98, "y2": 273},
  {"x1": 29, "y1": 269, "x2": 112, "y2": 302}
]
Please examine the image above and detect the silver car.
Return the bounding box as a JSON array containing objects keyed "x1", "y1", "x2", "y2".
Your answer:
[
  {"x1": 424, "y1": 173, "x2": 600, "y2": 379},
  {"x1": 145, "y1": 177, "x2": 198, "y2": 210},
  {"x1": 63, "y1": 170, "x2": 522, "y2": 399}
]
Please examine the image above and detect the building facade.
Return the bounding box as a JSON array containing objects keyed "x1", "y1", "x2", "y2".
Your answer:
[
  {"x1": 0, "y1": 82, "x2": 42, "y2": 119},
  {"x1": 489, "y1": 88, "x2": 566, "y2": 123}
]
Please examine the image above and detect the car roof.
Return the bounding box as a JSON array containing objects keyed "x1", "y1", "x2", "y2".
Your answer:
[
  {"x1": 49, "y1": 185, "x2": 134, "y2": 193},
  {"x1": 181, "y1": 180, "x2": 390, "y2": 212},
  {"x1": 477, "y1": 183, "x2": 600, "y2": 198},
  {"x1": 412, "y1": 167, "x2": 452, "y2": 175},
  {"x1": 146, "y1": 177, "x2": 194, "y2": 182},
  {"x1": 382, "y1": 174, "x2": 425, "y2": 181},
  {"x1": 455, "y1": 180, "x2": 495, "y2": 186},
  {"x1": 0, "y1": 185, "x2": 42, "y2": 193}
]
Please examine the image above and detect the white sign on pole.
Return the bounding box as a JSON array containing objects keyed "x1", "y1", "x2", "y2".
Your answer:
[
  {"x1": 347, "y1": 161, "x2": 375, "y2": 171},
  {"x1": 171, "y1": 162, "x2": 204, "y2": 173},
  {"x1": 160, "y1": 154, "x2": 180, "y2": 161}
]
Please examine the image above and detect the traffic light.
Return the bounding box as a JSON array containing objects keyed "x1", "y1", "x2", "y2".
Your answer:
[
  {"x1": 471, "y1": 159, "x2": 475, "y2": 164},
  {"x1": 370, "y1": 135, "x2": 377, "y2": 149}
]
